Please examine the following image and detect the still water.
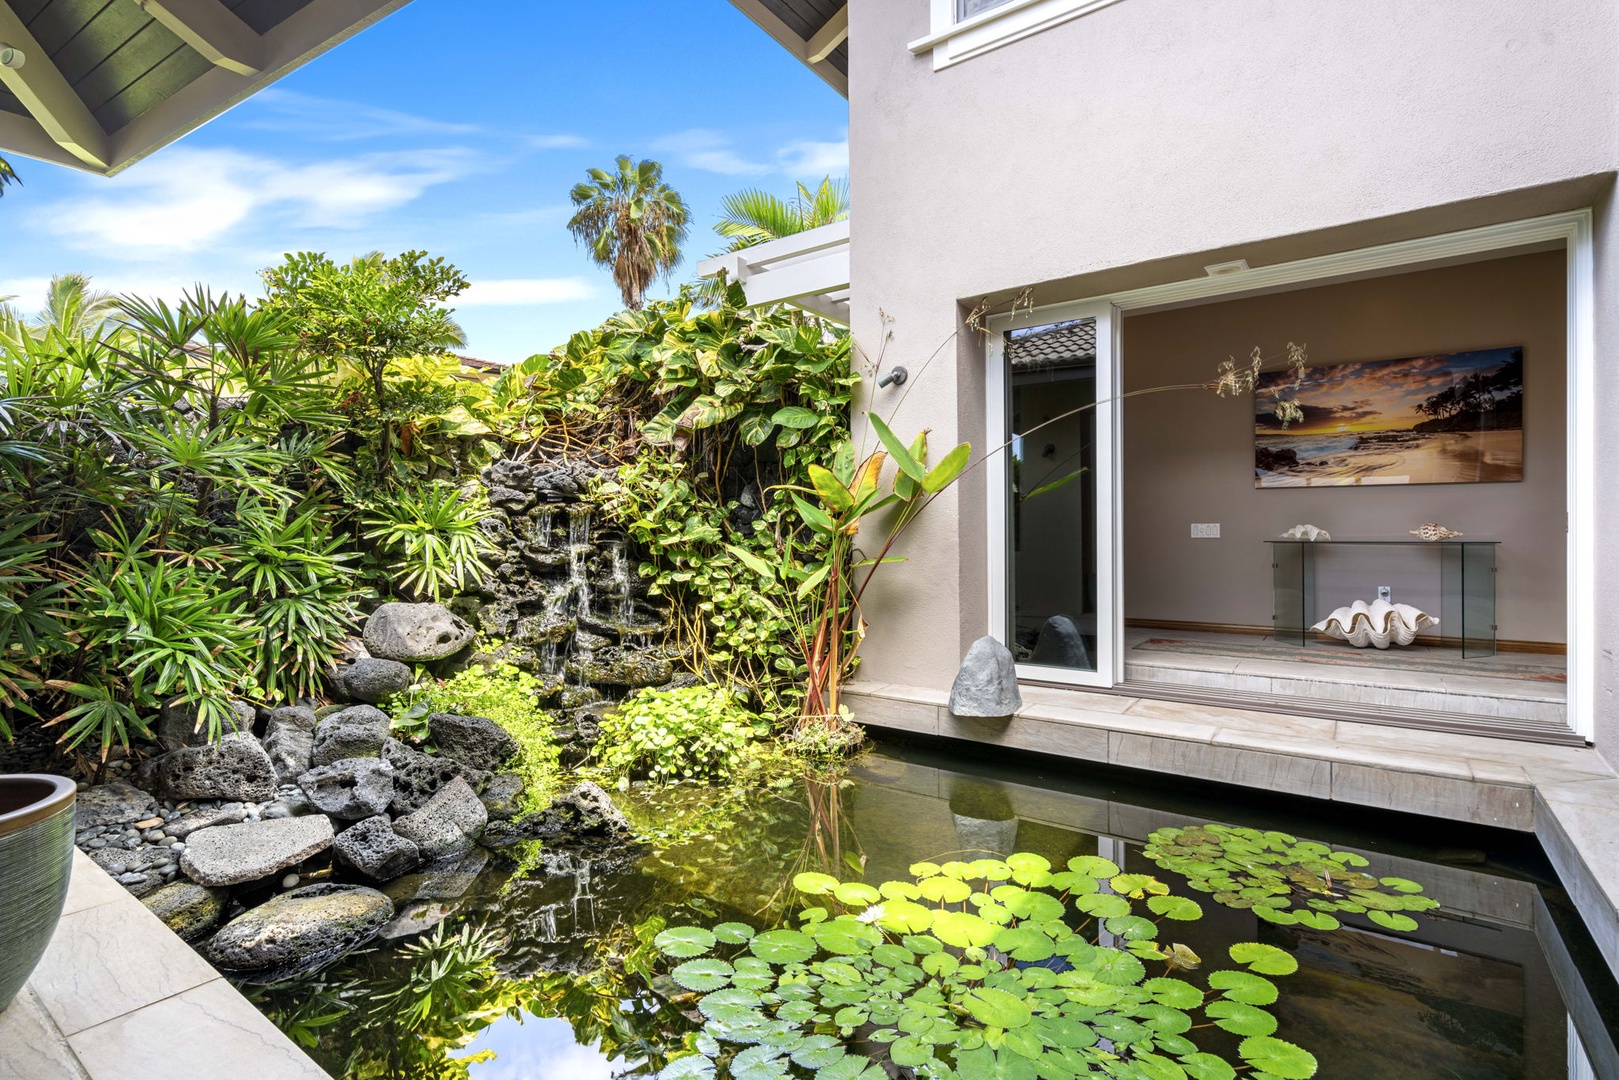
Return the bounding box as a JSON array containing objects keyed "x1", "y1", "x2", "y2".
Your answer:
[{"x1": 251, "y1": 740, "x2": 1619, "y2": 1079}]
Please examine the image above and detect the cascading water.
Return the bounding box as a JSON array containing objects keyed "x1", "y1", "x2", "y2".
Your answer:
[
  {"x1": 609, "y1": 543, "x2": 633, "y2": 625},
  {"x1": 528, "y1": 508, "x2": 553, "y2": 546},
  {"x1": 568, "y1": 509, "x2": 593, "y2": 620}
]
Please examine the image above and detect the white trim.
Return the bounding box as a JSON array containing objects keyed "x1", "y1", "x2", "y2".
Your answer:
[
  {"x1": 912, "y1": 0, "x2": 1126, "y2": 71},
  {"x1": 982, "y1": 209, "x2": 1595, "y2": 739},
  {"x1": 696, "y1": 220, "x2": 852, "y2": 324},
  {"x1": 986, "y1": 298, "x2": 1119, "y2": 689}
]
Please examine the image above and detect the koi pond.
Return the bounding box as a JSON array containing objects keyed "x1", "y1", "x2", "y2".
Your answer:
[{"x1": 247, "y1": 740, "x2": 1619, "y2": 1079}]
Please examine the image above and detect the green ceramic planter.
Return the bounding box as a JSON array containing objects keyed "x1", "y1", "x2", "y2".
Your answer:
[{"x1": 0, "y1": 774, "x2": 75, "y2": 1011}]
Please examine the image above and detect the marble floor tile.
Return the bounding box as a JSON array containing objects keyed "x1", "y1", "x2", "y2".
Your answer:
[
  {"x1": 1332, "y1": 762, "x2": 1532, "y2": 829},
  {"x1": 67, "y1": 979, "x2": 328, "y2": 1080},
  {"x1": 59, "y1": 850, "x2": 132, "y2": 918},
  {"x1": 1109, "y1": 732, "x2": 1333, "y2": 798},
  {"x1": 0, "y1": 987, "x2": 85, "y2": 1080}
]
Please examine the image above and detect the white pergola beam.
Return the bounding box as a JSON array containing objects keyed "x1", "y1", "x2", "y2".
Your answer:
[
  {"x1": 0, "y1": 2, "x2": 109, "y2": 168},
  {"x1": 805, "y1": 4, "x2": 848, "y2": 64},
  {"x1": 138, "y1": 0, "x2": 264, "y2": 76}
]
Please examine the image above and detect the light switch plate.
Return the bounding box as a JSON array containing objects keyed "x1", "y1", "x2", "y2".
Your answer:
[{"x1": 1190, "y1": 523, "x2": 1221, "y2": 538}]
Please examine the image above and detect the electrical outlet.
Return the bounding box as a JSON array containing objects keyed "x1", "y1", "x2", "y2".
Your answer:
[
  {"x1": 1190, "y1": 523, "x2": 1221, "y2": 539},
  {"x1": 1377, "y1": 585, "x2": 1392, "y2": 602}
]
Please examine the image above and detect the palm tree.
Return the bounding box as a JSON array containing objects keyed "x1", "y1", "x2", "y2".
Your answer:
[
  {"x1": 0, "y1": 155, "x2": 18, "y2": 197},
  {"x1": 697, "y1": 176, "x2": 849, "y2": 305},
  {"x1": 566, "y1": 156, "x2": 689, "y2": 311},
  {"x1": 35, "y1": 274, "x2": 119, "y2": 337}
]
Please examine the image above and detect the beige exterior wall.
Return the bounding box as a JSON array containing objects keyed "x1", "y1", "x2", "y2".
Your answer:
[
  {"x1": 1122, "y1": 252, "x2": 1567, "y2": 645},
  {"x1": 844, "y1": 0, "x2": 1618, "y2": 755}
]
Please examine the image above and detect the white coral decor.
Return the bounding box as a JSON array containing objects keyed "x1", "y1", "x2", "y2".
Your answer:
[{"x1": 1311, "y1": 599, "x2": 1438, "y2": 649}]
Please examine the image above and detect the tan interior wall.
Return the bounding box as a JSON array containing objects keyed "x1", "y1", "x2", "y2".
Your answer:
[{"x1": 1121, "y1": 251, "x2": 1567, "y2": 644}]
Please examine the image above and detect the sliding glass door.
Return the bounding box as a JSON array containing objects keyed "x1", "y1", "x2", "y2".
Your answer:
[{"x1": 988, "y1": 301, "x2": 1119, "y2": 688}]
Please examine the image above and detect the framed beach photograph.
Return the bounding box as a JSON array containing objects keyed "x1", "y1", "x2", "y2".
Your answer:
[{"x1": 1254, "y1": 347, "x2": 1524, "y2": 488}]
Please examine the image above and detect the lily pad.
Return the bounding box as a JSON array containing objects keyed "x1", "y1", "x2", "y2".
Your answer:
[{"x1": 655, "y1": 926, "x2": 717, "y2": 958}]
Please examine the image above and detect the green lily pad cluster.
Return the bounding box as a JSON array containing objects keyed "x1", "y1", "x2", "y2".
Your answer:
[
  {"x1": 652, "y1": 853, "x2": 1319, "y2": 1080},
  {"x1": 1141, "y1": 825, "x2": 1439, "y2": 933}
]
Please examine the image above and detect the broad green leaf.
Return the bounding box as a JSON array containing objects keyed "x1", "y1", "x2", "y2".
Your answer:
[
  {"x1": 793, "y1": 872, "x2": 840, "y2": 896},
  {"x1": 834, "y1": 881, "x2": 882, "y2": 906},
  {"x1": 1207, "y1": 969, "x2": 1279, "y2": 1005},
  {"x1": 932, "y1": 910, "x2": 998, "y2": 949},
  {"x1": 920, "y1": 442, "x2": 971, "y2": 494},
  {"x1": 808, "y1": 464, "x2": 853, "y2": 513},
  {"x1": 672, "y1": 958, "x2": 734, "y2": 992},
  {"x1": 1205, "y1": 1000, "x2": 1278, "y2": 1037},
  {"x1": 1367, "y1": 909, "x2": 1419, "y2": 932},
  {"x1": 1228, "y1": 942, "x2": 1298, "y2": 975},
  {"x1": 1238, "y1": 1036, "x2": 1319, "y2": 1079},
  {"x1": 715, "y1": 922, "x2": 757, "y2": 945},
  {"x1": 1142, "y1": 977, "x2": 1203, "y2": 1009},
  {"x1": 962, "y1": 987, "x2": 1032, "y2": 1030},
  {"x1": 655, "y1": 926, "x2": 717, "y2": 958},
  {"x1": 878, "y1": 900, "x2": 935, "y2": 934},
  {"x1": 1379, "y1": 876, "x2": 1426, "y2": 894},
  {"x1": 868, "y1": 413, "x2": 926, "y2": 481},
  {"x1": 1147, "y1": 895, "x2": 1202, "y2": 921},
  {"x1": 750, "y1": 929, "x2": 818, "y2": 964},
  {"x1": 658, "y1": 1055, "x2": 716, "y2": 1080},
  {"x1": 919, "y1": 876, "x2": 973, "y2": 904},
  {"x1": 1180, "y1": 1053, "x2": 1238, "y2": 1080},
  {"x1": 1067, "y1": 856, "x2": 1121, "y2": 878},
  {"x1": 773, "y1": 405, "x2": 820, "y2": 429}
]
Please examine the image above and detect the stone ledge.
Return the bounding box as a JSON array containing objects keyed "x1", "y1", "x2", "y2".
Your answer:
[
  {"x1": 0, "y1": 849, "x2": 329, "y2": 1080},
  {"x1": 844, "y1": 681, "x2": 1619, "y2": 981}
]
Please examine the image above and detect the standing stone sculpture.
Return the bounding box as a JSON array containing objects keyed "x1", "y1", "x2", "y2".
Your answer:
[{"x1": 949, "y1": 636, "x2": 1022, "y2": 717}]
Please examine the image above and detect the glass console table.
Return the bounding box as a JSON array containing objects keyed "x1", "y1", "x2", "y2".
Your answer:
[{"x1": 1264, "y1": 540, "x2": 1500, "y2": 658}]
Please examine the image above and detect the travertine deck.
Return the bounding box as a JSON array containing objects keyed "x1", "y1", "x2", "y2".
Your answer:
[
  {"x1": 0, "y1": 849, "x2": 328, "y2": 1080},
  {"x1": 845, "y1": 681, "x2": 1619, "y2": 982}
]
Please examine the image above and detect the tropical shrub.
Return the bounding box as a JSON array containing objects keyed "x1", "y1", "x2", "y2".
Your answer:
[
  {"x1": 652, "y1": 852, "x2": 1324, "y2": 1080},
  {"x1": 595, "y1": 685, "x2": 760, "y2": 784},
  {"x1": 361, "y1": 482, "x2": 496, "y2": 601}
]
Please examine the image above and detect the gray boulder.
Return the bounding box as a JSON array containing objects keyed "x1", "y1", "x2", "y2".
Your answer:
[
  {"x1": 948, "y1": 635, "x2": 1022, "y2": 718},
  {"x1": 154, "y1": 732, "x2": 277, "y2": 802},
  {"x1": 331, "y1": 656, "x2": 413, "y2": 705},
  {"x1": 1030, "y1": 614, "x2": 1092, "y2": 670},
  {"x1": 428, "y1": 712, "x2": 518, "y2": 772},
  {"x1": 381, "y1": 849, "x2": 492, "y2": 905},
  {"x1": 297, "y1": 758, "x2": 395, "y2": 820},
  {"x1": 333, "y1": 815, "x2": 421, "y2": 880},
  {"x1": 142, "y1": 881, "x2": 227, "y2": 943},
  {"x1": 311, "y1": 705, "x2": 391, "y2": 767},
  {"x1": 179, "y1": 815, "x2": 334, "y2": 887},
  {"x1": 383, "y1": 739, "x2": 489, "y2": 815},
  {"x1": 262, "y1": 705, "x2": 319, "y2": 784},
  {"x1": 164, "y1": 803, "x2": 247, "y2": 839},
  {"x1": 75, "y1": 782, "x2": 157, "y2": 829},
  {"x1": 156, "y1": 697, "x2": 256, "y2": 752},
  {"x1": 362, "y1": 603, "x2": 474, "y2": 662},
  {"x1": 203, "y1": 883, "x2": 393, "y2": 981},
  {"x1": 479, "y1": 773, "x2": 526, "y2": 820},
  {"x1": 391, "y1": 776, "x2": 486, "y2": 861}
]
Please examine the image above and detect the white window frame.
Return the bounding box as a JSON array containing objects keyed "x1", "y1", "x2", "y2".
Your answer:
[
  {"x1": 986, "y1": 298, "x2": 1122, "y2": 690},
  {"x1": 909, "y1": 0, "x2": 1128, "y2": 71},
  {"x1": 983, "y1": 210, "x2": 1595, "y2": 740}
]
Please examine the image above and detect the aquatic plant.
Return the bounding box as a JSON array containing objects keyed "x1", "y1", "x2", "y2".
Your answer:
[
  {"x1": 652, "y1": 853, "x2": 1319, "y2": 1080},
  {"x1": 596, "y1": 685, "x2": 763, "y2": 784},
  {"x1": 1141, "y1": 824, "x2": 1439, "y2": 933}
]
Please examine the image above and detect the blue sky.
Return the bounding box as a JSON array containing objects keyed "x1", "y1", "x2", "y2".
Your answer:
[{"x1": 0, "y1": 1, "x2": 848, "y2": 361}]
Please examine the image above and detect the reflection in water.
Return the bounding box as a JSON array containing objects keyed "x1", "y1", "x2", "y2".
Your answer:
[{"x1": 252, "y1": 744, "x2": 1617, "y2": 1080}]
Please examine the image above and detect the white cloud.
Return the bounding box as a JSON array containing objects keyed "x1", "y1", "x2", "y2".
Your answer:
[
  {"x1": 242, "y1": 89, "x2": 482, "y2": 141},
  {"x1": 456, "y1": 278, "x2": 596, "y2": 305},
  {"x1": 527, "y1": 134, "x2": 590, "y2": 150},
  {"x1": 652, "y1": 128, "x2": 849, "y2": 179},
  {"x1": 40, "y1": 146, "x2": 476, "y2": 257}
]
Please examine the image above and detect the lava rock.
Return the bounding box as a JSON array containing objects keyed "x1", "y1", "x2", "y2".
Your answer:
[
  {"x1": 164, "y1": 803, "x2": 248, "y2": 839},
  {"x1": 479, "y1": 773, "x2": 526, "y2": 820},
  {"x1": 391, "y1": 776, "x2": 487, "y2": 861},
  {"x1": 154, "y1": 732, "x2": 277, "y2": 802},
  {"x1": 75, "y1": 782, "x2": 158, "y2": 829},
  {"x1": 566, "y1": 648, "x2": 673, "y2": 688},
  {"x1": 262, "y1": 705, "x2": 319, "y2": 784},
  {"x1": 428, "y1": 712, "x2": 518, "y2": 772},
  {"x1": 259, "y1": 789, "x2": 317, "y2": 819},
  {"x1": 525, "y1": 781, "x2": 632, "y2": 846},
  {"x1": 155, "y1": 697, "x2": 256, "y2": 752},
  {"x1": 381, "y1": 849, "x2": 492, "y2": 904},
  {"x1": 141, "y1": 881, "x2": 227, "y2": 942},
  {"x1": 298, "y1": 758, "x2": 395, "y2": 820},
  {"x1": 333, "y1": 815, "x2": 421, "y2": 880},
  {"x1": 179, "y1": 815, "x2": 334, "y2": 887},
  {"x1": 1030, "y1": 614, "x2": 1092, "y2": 670},
  {"x1": 382, "y1": 739, "x2": 489, "y2": 815},
  {"x1": 203, "y1": 883, "x2": 393, "y2": 982},
  {"x1": 948, "y1": 635, "x2": 1023, "y2": 718},
  {"x1": 311, "y1": 705, "x2": 391, "y2": 767},
  {"x1": 330, "y1": 656, "x2": 413, "y2": 705},
  {"x1": 362, "y1": 602, "x2": 475, "y2": 662}
]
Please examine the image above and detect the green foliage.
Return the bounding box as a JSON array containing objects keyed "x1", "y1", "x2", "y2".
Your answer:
[
  {"x1": 391, "y1": 661, "x2": 560, "y2": 812},
  {"x1": 0, "y1": 154, "x2": 17, "y2": 197},
  {"x1": 567, "y1": 156, "x2": 690, "y2": 311},
  {"x1": 651, "y1": 853, "x2": 1319, "y2": 1080},
  {"x1": 1141, "y1": 824, "x2": 1440, "y2": 930},
  {"x1": 361, "y1": 482, "x2": 496, "y2": 601},
  {"x1": 595, "y1": 685, "x2": 761, "y2": 784}
]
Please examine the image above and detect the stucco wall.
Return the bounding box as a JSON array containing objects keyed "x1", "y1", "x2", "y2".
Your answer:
[
  {"x1": 1121, "y1": 252, "x2": 1567, "y2": 645},
  {"x1": 845, "y1": 0, "x2": 1618, "y2": 736}
]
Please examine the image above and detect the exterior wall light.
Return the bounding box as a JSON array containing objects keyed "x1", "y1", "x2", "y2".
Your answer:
[
  {"x1": 876, "y1": 365, "x2": 908, "y2": 389},
  {"x1": 0, "y1": 44, "x2": 24, "y2": 69}
]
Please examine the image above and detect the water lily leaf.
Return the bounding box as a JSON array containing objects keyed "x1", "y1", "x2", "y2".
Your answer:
[
  {"x1": 1005, "y1": 891, "x2": 1065, "y2": 922},
  {"x1": 1238, "y1": 1035, "x2": 1319, "y2": 1079},
  {"x1": 1147, "y1": 895, "x2": 1202, "y2": 921},
  {"x1": 1072, "y1": 892, "x2": 1131, "y2": 919},
  {"x1": 993, "y1": 926, "x2": 1056, "y2": 963},
  {"x1": 1143, "y1": 977, "x2": 1203, "y2": 1009},
  {"x1": 909, "y1": 861, "x2": 943, "y2": 878},
  {"x1": 878, "y1": 899, "x2": 934, "y2": 934},
  {"x1": 1379, "y1": 876, "x2": 1426, "y2": 894},
  {"x1": 955, "y1": 1045, "x2": 1039, "y2": 1080},
  {"x1": 1205, "y1": 1000, "x2": 1279, "y2": 1037},
  {"x1": 791, "y1": 1035, "x2": 848, "y2": 1070},
  {"x1": 731, "y1": 1045, "x2": 789, "y2": 1080},
  {"x1": 816, "y1": 1056, "x2": 887, "y2": 1080},
  {"x1": 1289, "y1": 909, "x2": 1340, "y2": 931},
  {"x1": 1180, "y1": 1052, "x2": 1238, "y2": 1080},
  {"x1": 889, "y1": 1035, "x2": 935, "y2": 1068},
  {"x1": 1166, "y1": 943, "x2": 1202, "y2": 971},
  {"x1": 963, "y1": 987, "x2": 1033, "y2": 1029},
  {"x1": 1229, "y1": 942, "x2": 1298, "y2": 975},
  {"x1": 672, "y1": 959, "x2": 734, "y2": 992},
  {"x1": 1047, "y1": 872, "x2": 1099, "y2": 895},
  {"x1": 776, "y1": 999, "x2": 818, "y2": 1023},
  {"x1": 750, "y1": 929, "x2": 818, "y2": 964},
  {"x1": 1136, "y1": 1003, "x2": 1193, "y2": 1035},
  {"x1": 1090, "y1": 948, "x2": 1146, "y2": 986},
  {"x1": 656, "y1": 926, "x2": 717, "y2": 958},
  {"x1": 834, "y1": 881, "x2": 882, "y2": 907},
  {"x1": 658, "y1": 1054, "x2": 716, "y2": 1080},
  {"x1": 1367, "y1": 909, "x2": 1420, "y2": 932},
  {"x1": 1328, "y1": 851, "x2": 1369, "y2": 867},
  {"x1": 793, "y1": 872, "x2": 840, "y2": 896},
  {"x1": 873, "y1": 943, "x2": 915, "y2": 968},
  {"x1": 1067, "y1": 856, "x2": 1121, "y2": 878},
  {"x1": 812, "y1": 919, "x2": 880, "y2": 956},
  {"x1": 1109, "y1": 874, "x2": 1167, "y2": 898},
  {"x1": 715, "y1": 922, "x2": 757, "y2": 944},
  {"x1": 1104, "y1": 915, "x2": 1159, "y2": 941},
  {"x1": 922, "y1": 950, "x2": 959, "y2": 978},
  {"x1": 880, "y1": 880, "x2": 920, "y2": 901},
  {"x1": 1253, "y1": 905, "x2": 1298, "y2": 925},
  {"x1": 1207, "y1": 970, "x2": 1279, "y2": 1005},
  {"x1": 920, "y1": 876, "x2": 974, "y2": 904},
  {"x1": 933, "y1": 910, "x2": 998, "y2": 949}
]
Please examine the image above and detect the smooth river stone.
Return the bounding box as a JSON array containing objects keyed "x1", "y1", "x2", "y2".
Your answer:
[{"x1": 179, "y1": 816, "x2": 334, "y2": 887}]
